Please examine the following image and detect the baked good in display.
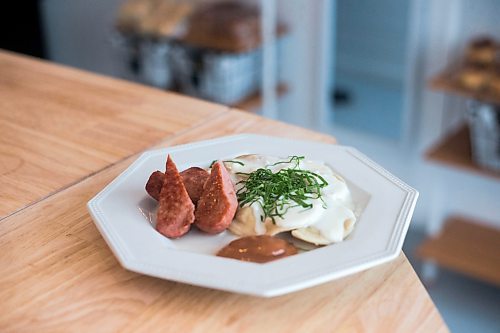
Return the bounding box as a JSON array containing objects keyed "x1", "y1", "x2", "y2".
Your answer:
[
  {"x1": 117, "y1": 0, "x2": 286, "y2": 49},
  {"x1": 116, "y1": 0, "x2": 192, "y2": 38},
  {"x1": 458, "y1": 65, "x2": 490, "y2": 91},
  {"x1": 116, "y1": 0, "x2": 156, "y2": 34},
  {"x1": 456, "y1": 37, "x2": 500, "y2": 93},
  {"x1": 465, "y1": 37, "x2": 498, "y2": 66},
  {"x1": 183, "y1": 1, "x2": 262, "y2": 52},
  {"x1": 139, "y1": 1, "x2": 192, "y2": 37}
]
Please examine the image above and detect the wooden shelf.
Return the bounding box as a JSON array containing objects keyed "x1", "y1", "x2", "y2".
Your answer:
[
  {"x1": 425, "y1": 124, "x2": 500, "y2": 180},
  {"x1": 417, "y1": 216, "x2": 500, "y2": 287},
  {"x1": 430, "y1": 71, "x2": 500, "y2": 105},
  {"x1": 232, "y1": 83, "x2": 288, "y2": 111}
]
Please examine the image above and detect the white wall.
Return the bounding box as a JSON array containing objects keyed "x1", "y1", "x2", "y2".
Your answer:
[
  {"x1": 276, "y1": 0, "x2": 333, "y2": 129},
  {"x1": 329, "y1": 0, "x2": 500, "y2": 230},
  {"x1": 40, "y1": 0, "x2": 132, "y2": 79}
]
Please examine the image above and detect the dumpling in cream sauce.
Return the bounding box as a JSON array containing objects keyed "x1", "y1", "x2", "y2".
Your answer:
[{"x1": 224, "y1": 154, "x2": 358, "y2": 245}]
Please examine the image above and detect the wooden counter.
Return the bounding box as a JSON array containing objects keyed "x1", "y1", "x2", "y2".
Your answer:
[
  {"x1": 0, "y1": 51, "x2": 448, "y2": 332},
  {"x1": 0, "y1": 51, "x2": 227, "y2": 218}
]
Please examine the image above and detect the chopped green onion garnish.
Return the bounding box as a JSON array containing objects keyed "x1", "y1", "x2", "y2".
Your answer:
[{"x1": 236, "y1": 156, "x2": 328, "y2": 223}]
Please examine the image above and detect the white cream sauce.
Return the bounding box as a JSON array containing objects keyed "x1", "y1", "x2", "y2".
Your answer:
[{"x1": 225, "y1": 154, "x2": 357, "y2": 245}]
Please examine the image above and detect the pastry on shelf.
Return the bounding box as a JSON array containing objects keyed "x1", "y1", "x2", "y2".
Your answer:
[
  {"x1": 138, "y1": 1, "x2": 192, "y2": 38},
  {"x1": 116, "y1": 0, "x2": 155, "y2": 35},
  {"x1": 116, "y1": 0, "x2": 192, "y2": 38},
  {"x1": 457, "y1": 64, "x2": 490, "y2": 91},
  {"x1": 182, "y1": 1, "x2": 262, "y2": 52},
  {"x1": 465, "y1": 37, "x2": 498, "y2": 66}
]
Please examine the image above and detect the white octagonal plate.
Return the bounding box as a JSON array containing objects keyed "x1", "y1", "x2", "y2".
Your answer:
[{"x1": 87, "y1": 134, "x2": 418, "y2": 297}]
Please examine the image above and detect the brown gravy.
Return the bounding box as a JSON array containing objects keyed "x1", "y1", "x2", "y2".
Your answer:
[{"x1": 216, "y1": 235, "x2": 297, "y2": 263}]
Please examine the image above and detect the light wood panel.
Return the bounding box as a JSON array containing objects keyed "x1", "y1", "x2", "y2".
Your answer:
[
  {"x1": 417, "y1": 216, "x2": 500, "y2": 287},
  {"x1": 0, "y1": 50, "x2": 228, "y2": 218},
  {"x1": 156, "y1": 108, "x2": 337, "y2": 147},
  {"x1": 425, "y1": 124, "x2": 500, "y2": 180},
  {"x1": 0, "y1": 116, "x2": 447, "y2": 332}
]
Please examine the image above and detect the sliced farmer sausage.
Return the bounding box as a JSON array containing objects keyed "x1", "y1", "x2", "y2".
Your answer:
[
  {"x1": 180, "y1": 167, "x2": 210, "y2": 204},
  {"x1": 156, "y1": 155, "x2": 195, "y2": 238},
  {"x1": 145, "y1": 170, "x2": 164, "y2": 201},
  {"x1": 195, "y1": 161, "x2": 238, "y2": 234},
  {"x1": 146, "y1": 167, "x2": 209, "y2": 204}
]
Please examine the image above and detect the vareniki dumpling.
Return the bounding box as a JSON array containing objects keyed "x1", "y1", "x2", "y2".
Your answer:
[{"x1": 225, "y1": 154, "x2": 358, "y2": 245}]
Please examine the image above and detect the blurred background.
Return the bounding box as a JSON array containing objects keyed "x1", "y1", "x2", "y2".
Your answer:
[{"x1": 1, "y1": 0, "x2": 499, "y2": 331}]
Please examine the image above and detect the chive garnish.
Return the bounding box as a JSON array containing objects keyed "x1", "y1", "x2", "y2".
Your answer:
[
  {"x1": 224, "y1": 160, "x2": 245, "y2": 166},
  {"x1": 210, "y1": 159, "x2": 245, "y2": 168},
  {"x1": 236, "y1": 156, "x2": 328, "y2": 223}
]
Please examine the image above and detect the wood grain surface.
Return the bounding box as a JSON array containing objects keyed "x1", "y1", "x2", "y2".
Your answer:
[
  {"x1": 157, "y1": 108, "x2": 338, "y2": 148},
  {"x1": 0, "y1": 51, "x2": 227, "y2": 218},
  {"x1": 0, "y1": 51, "x2": 447, "y2": 332},
  {"x1": 0, "y1": 122, "x2": 446, "y2": 333}
]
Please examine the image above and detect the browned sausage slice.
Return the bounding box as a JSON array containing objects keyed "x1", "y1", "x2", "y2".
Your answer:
[
  {"x1": 180, "y1": 167, "x2": 210, "y2": 204},
  {"x1": 145, "y1": 170, "x2": 164, "y2": 201},
  {"x1": 156, "y1": 155, "x2": 195, "y2": 238},
  {"x1": 195, "y1": 161, "x2": 238, "y2": 234},
  {"x1": 146, "y1": 168, "x2": 209, "y2": 204}
]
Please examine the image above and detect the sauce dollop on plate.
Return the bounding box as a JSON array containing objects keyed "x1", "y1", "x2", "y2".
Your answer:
[{"x1": 217, "y1": 235, "x2": 297, "y2": 263}]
